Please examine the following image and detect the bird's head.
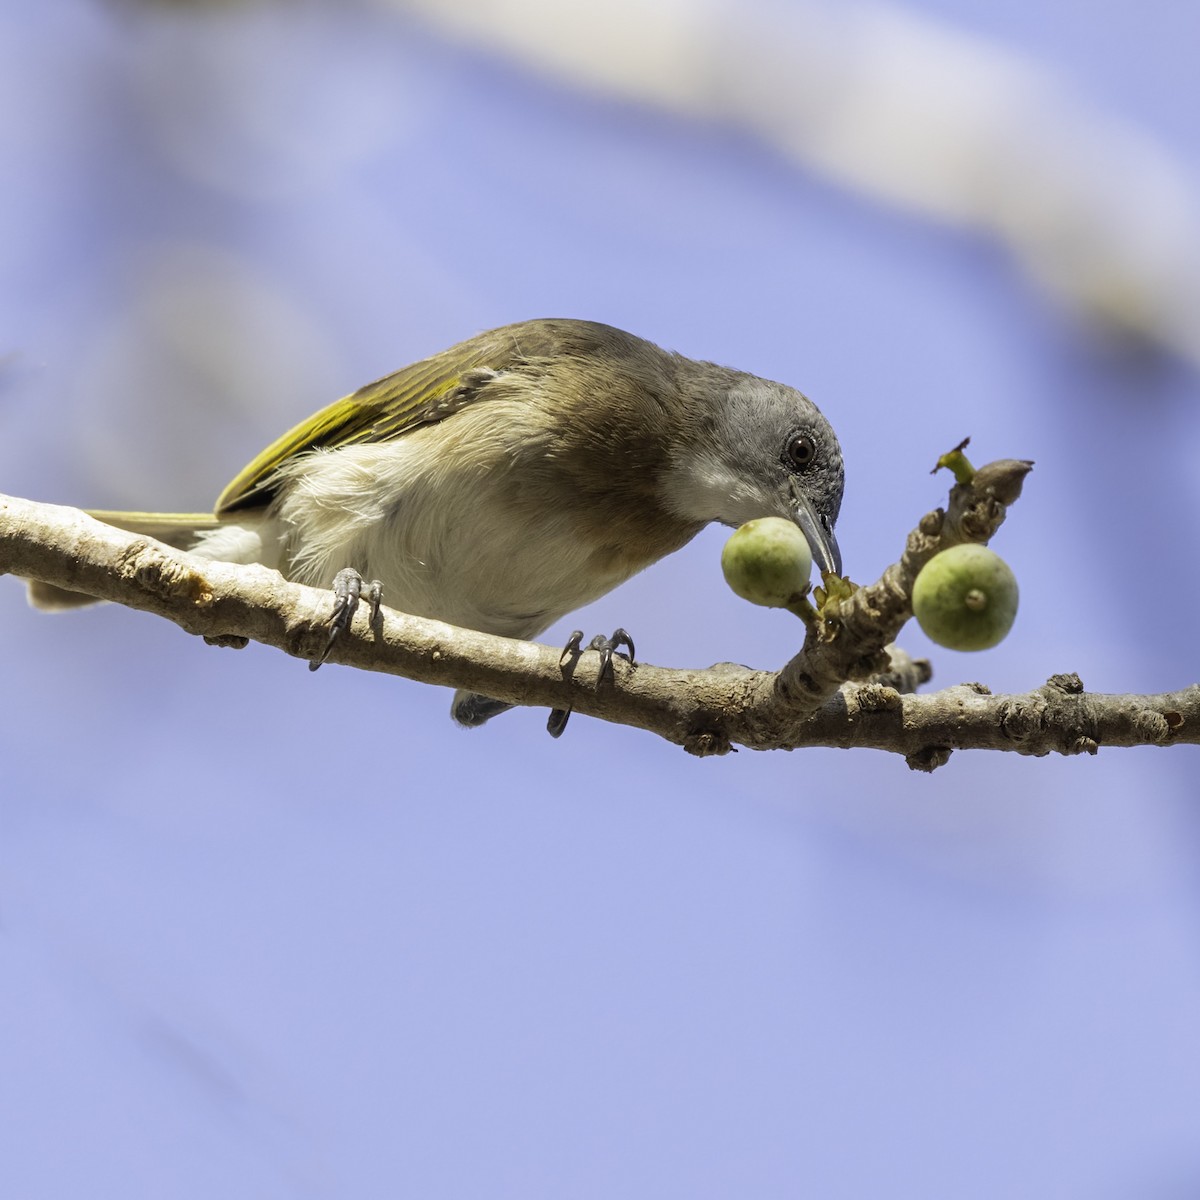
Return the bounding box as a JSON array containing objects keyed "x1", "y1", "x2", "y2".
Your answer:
[{"x1": 660, "y1": 371, "x2": 844, "y2": 575}]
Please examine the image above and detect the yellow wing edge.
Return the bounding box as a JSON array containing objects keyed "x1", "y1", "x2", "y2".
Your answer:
[{"x1": 214, "y1": 359, "x2": 474, "y2": 515}]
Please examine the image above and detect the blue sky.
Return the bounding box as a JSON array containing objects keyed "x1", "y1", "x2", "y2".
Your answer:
[{"x1": 2, "y1": 2, "x2": 1199, "y2": 1196}]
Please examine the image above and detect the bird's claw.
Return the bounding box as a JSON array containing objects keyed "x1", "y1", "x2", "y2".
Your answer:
[
  {"x1": 559, "y1": 629, "x2": 585, "y2": 667},
  {"x1": 546, "y1": 706, "x2": 572, "y2": 738},
  {"x1": 549, "y1": 627, "x2": 636, "y2": 736},
  {"x1": 310, "y1": 567, "x2": 383, "y2": 670},
  {"x1": 590, "y1": 627, "x2": 635, "y2": 683}
]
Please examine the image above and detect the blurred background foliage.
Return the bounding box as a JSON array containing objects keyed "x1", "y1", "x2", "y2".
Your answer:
[{"x1": 2, "y1": 2, "x2": 1199, "y2": 1197}]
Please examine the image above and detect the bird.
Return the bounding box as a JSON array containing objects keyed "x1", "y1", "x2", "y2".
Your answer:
[{"x1": 29, "y1": 319, "x2": 844, "y2": 728}]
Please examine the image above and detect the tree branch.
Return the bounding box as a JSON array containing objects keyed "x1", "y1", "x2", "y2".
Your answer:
[{"x1": 1, "y1": 483, "x2": 1195, "y2": 763}]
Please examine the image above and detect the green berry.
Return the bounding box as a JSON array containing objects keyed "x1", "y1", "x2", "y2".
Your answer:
[
  {"x1": 912, "y1": 544, "x2": 1018, "y2": 651},
  {"x1": 721, "y1": 518, "x2": 814, "y2": 608}
]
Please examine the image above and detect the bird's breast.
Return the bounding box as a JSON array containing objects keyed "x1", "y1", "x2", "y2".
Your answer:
[{"x1": 268, "y1": 403, "x2": 702, "y2": 639}]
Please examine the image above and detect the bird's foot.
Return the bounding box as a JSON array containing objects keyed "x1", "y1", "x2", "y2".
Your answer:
[
  {"x1": 309, "y1": 567, "x2": 383, "y2": 670},
  {"x1": 559, "y1": 627, "x2": 636, "y2": 681},
  {"x1": 452, "y1": 691, "x2": 512, "y2": 727},
  {"x1": 549, "y1": 627, "x2": 636, "y2": 737}
]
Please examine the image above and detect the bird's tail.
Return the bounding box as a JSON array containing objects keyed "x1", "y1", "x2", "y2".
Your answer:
[{"x1": 26, "y1": 510, "x2": 221, "y2": 610}]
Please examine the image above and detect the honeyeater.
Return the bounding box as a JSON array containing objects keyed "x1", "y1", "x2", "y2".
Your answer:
[{"x1": 29, "y1": 319, "x2": 844, "y2": 727}]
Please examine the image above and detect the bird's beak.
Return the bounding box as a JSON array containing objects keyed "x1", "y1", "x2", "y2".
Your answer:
[{"x1": 790, "y1": 483, "x2": 842, "y2": 576}]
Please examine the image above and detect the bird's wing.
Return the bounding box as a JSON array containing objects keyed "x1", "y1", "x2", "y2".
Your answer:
[
  {"x1": 213, "y1": 319, "x2": 627, "y2": 515},
  {"x1": 214, "y1": 346, "x2": 504, "y2": 515}
]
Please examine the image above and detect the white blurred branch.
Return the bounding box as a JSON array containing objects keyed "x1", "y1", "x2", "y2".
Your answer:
[{"x1": 383, "y1": 0, "x2": 1200, "y2": 364}]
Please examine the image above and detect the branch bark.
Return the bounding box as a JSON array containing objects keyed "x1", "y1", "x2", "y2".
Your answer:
[{"x1": 1, "y1": 482, "x2": 1195, "y2": 763}]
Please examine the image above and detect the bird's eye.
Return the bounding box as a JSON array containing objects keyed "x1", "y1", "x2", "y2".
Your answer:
[{"x1": 786, "y1": 433, "x2": 817, "y2": 471}]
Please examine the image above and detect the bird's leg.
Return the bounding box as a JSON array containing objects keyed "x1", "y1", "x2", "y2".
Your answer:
[
  {"x1": 548, "y1": 627, "x2": 636, "y2": 737},
  {"x1": 309, "y1": 567, "x2": 383, "y2": 670}
]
